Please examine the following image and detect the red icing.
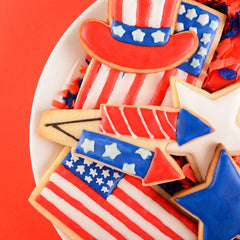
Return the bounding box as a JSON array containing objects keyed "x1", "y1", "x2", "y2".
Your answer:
[
  {"x1": 79, "y1": 20, "x2": 198, "y2": 72},
  {"x1": 143, "y1": 148, "x2": 181, "y2": 185},
  {"x1": 136, "y1": 0, "x2": 152, "y2": 27},
  {"x1": 161, "y1": 0, "x2": 179, "y2": 27},
  {"x1": 111, "y1": 0, "x2": 123, "y2": 23}
]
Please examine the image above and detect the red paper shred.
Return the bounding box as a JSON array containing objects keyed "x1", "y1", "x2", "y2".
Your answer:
[{"x1": 182, "y1": 163, "x2": 197, "y2": 184}]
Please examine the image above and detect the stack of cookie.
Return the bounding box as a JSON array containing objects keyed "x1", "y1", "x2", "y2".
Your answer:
[{"x1": 29, "y1": 0, "x2": 240, "y2": 239}]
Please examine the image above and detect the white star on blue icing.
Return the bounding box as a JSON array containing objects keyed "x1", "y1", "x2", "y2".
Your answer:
[
  {"x1": 185, "y1": 8, "x2": 198, "y2": 20},
  {"x1": 200, "y1": 33, "x2": 211, "y2": 45},
  {"x1": 132, "y1": 29, "x2": 145, "y2": 42},
  {"x1": 122, "y1": 163, "x2": 136, "y2": 175},
  {"x1": 76, "y1": 165, "x2": 85, "y2": 175},
  {"x1": 209, "y1": 20, "x2": 219, "y2": 31},
  {"x1": 135, "y1": 148, "x2": 152, "y2": 160},
  {"x1": 65, "y1": 160, "x2": 73, "y2": 168},
  {"x1": 175, "y1": 22, "x2": 185, "y2": 32},
  {"x1": 190, "y1": 58, "x2": 200, "y2": 68},
  {"x1": 151, "y1": 30, "x2": 165, "y2": 43},
  {"x1": 178, "y1": 4, "x2": 186, "y2": 15},
  {"x1": 81, "y1": 138, "x2": 95, "y2": 154},
  {"x1": 102, "y1": 143, "x2": 121, "y2": 160},
  {"x1": 197, "y1": 14, "x2": 209, "y2": 26},
  {"x1": 197, "y1": 46, "x2": 208, "y2": 57},
  {"x1": 189, "y1": 27, "x2": 197, "y2": 34},
  {"x1": 112, "y1": 25, "x2": 126, "y2": 37}
]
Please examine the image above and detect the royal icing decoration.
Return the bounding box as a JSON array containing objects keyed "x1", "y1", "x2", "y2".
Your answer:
[
  {"x1": 173, "y1": 145, "x2": 240, "y2": 240},
  {"x1": 167, "y1": 78, "x2": 240, "y2": 180},
  {"x1": 100, "y1": 105, "x2": 213, "y2": 146},
  {"x1": 32, "y1": 149, "x2": 197, "y2": 240},
  {"x1": 175, "y1": 1, "x2": 222, "y2": 76},
  {"x1": 75, "y1": 129, "x2": 183, "y2": 185}
]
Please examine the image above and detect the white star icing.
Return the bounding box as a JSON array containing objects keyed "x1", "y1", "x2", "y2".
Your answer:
[
  {"x1": 135, "y1": 148, "x2": 152, "y2": 159},
  {"x1": 200, "y1": 33, "x2": 211, "y2": 45},
  {"x1": 95, "y1": 162, "x2": 104, "y2": 169},
  {"x1": 151, "y1": 30, "x2": 165, "y2": 43},
  {"x1": 85, "y1": 176, "x2": 93, "y2": 183},
  {"x1": 101, "y1": 169, "x2": 110, "y2": 178},
  {"x1": 175, "y1": 22, "x2": 184, "y2": 32},
  {"x1": 83, "y1": 159, "x2": 93, "y2": 166},
  {"x1": 197, "y1": 46, "x2": 208, "y2": 57},
  {"x1": 185, "y1": 8, "x2": 198, "y2": 20},
  {"x1": 65, "y1": 160, "x2": 73, "y2": 168},
  {"x1": 197, "y1": 14, "x2": 209, "y2": 26},
  {"x1": 89, "y1": 168, "x2": 98, "y2": 177},
  {"x1": 209, "y1": 20, "x2": 219, "y2": 31},
  {"x1": 96, "y1": 177, "x2": 104, "y2": 185},
  {"x1": 101, "y1": 186, "x2": 109, "y2": 193},
  {"x1": 190, "y1": 58, "x2": 200, "y2": 68},
  {"x1": 178, "y1": 4, "x2": 186, "y2": 15},
  {"x1": 112, "y1": 25, "x2": 126, "y2": 37},
  {"x1": 71, "y1": 154, "x2": 79, "y2": 162},
  {"x1": 189, "y1": 27, "x2": 197, "y2": 34},
  {"x1": 167, "y1": 80, "x2": 240, "y2": 179},
  {"x1": 132, "y1": 29, "x2": 145, "y2": 42},
  {"x1": 113, "y1": 172, "x2": 121, "y2": 179},
  {"x1": 102, "y1": 143, "x2": 121, "y2": 160},
  {"x1": 76, "y1": 165, "x2": 85, "y2": 175},
  {"x1": 122, "y1": 163, "x2": 136, "y2": 175},
  {"x1": 81, "y1": 138, "x2": 95, "y2": 154},
  {"x1": 107, "y1": 180, "x2": 114, "y2": 187}
]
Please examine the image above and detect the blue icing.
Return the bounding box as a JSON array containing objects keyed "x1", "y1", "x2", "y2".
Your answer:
[
  {"x1": 75, "y1": 130, "x2": 154, "y2": 178},
  {"x1": 176, "y1": 150, "x2": 240, "y2": 240},
  {"x1": 176, "y1": 2, "x2": 220, "y2": 76},
  {"x1": 111, "y1": 19, "x2": 171, "y2": 47},
  {"x1": 176, "y1": 108, "x2": 213, "y2": 146},
  {"x1": 62, "y1": 151, "x2": 124, "y2": 199},
  {"x1": 218, "y1": 68, "x2": 237, "y2": 80}
]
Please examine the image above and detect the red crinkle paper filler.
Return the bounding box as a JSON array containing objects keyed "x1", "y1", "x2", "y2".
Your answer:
[{"x1": 182, "y1": 163, "x2": 197, "y2": 184}]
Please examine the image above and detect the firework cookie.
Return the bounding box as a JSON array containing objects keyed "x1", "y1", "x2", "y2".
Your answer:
[{"x1": 172, "y1": 144, "x2": 240, "y2": 240}]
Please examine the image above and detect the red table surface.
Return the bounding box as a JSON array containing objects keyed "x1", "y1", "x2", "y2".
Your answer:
[{"x1": 0, "y1": 0, "x2": 96, "y2": 239}]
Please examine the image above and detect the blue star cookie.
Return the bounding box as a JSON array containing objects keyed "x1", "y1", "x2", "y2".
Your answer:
[{"x1": 172, "y1": 144, "x2": 240, "y2": 240}]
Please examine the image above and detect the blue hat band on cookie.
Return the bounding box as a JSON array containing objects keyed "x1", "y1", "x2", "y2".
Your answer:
[{"x1": 111, "y1": 19, "x2": 171, "y2": 47}]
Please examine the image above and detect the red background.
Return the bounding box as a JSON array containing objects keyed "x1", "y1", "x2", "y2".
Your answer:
[{"x1": 0, "y1": 0, "x2": 96, "y2": 239}]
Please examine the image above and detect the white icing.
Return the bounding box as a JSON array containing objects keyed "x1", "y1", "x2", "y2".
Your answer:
[
  {"x1": 80, "y1": 138, "x2": 95, "y2": 154},
  {"x1": 178, "y1": 4, "x2": 186, "y2": 15},
  {"x1": 112, "y1": 25, "x2": 126, "y2": 37},
  {"x1": 185, "y1": 8, "x2": 198, "y2": 20},
  {"x1": 189, "y1": 27, "x2": 197, "y2": 34},
  {"x1": 117, "y1": 179, "x2": 197, "y2": 240},
  {"x1": 151, "y1": 30, "x2": 165, "y2": 43},
  {"x1": 148, "y1": 0, "x2": 165, "y2": 28},
  {"x1": 107, "y1": 194, "x2": 172, "y2": 240},
  {"x1": 197, "y1": 14, "x2": 209, "y2": 26},
  {"x1": 107, "y1": 72, "x2": 135, "y2": 104},
  {"x1": 83, "y1": 63, "x2": 111, "y2": 109},
  {"x1": 190, "y1": 58, "x2": 200, "y2": 68},
  {"x1": 41, "y1": 188, "x2": 117, "y2": 240},
  {"x1": 96, "y1": 178, "x2": 104, "y2": 185},
  {"x1": 132, "y1": 29, "x2": 145, "y2": 42},
  {"x1": 76, "y1": 165, "x2": 85, "y2": 175},
  {"x1": 197, "y1": 46, "x2": 208, "y2": 57},
  {"x1": 85, "y1": 175, "x2": 93, "y2": 183},
  {"x1": 83, "y1": 159, "x2": 92, "y2": 166},
  {"x1": 200, "y1": 33, "x2": 211, "y2": 45},
  {"x1": 71, "y1": 154, "x2": 79, "y2": 162},
  {"x1": 122, "y1": 0, "x2": 137, "y2": 26},
  {"x1": 134, "y1": 71, "x2": 165, "y2": 105},
  {"x1": 137, "y1": 107, "x2": 154, "y2": 139},
  {"x1": 167, "y1": 80, "x2": 240, "y2": 179},
  {"x1": 175, "y1": 22, "x2": 185, "y2": 32},
  {"x1": 89, "y1": 168, "x2": 98, "y2": 177},
  {"x1": 122, "y1": 163, "x2": 136, "y2": 175},
  {"x1": 209, "y1": 20, "x2": 219, "y2": 31},
  {"x1": 135, "y1": 148, "x2": 152, "y2": 160},
  {"x1": 65, "y1": 160, "x2": 73, "y2": 168},
  {"x1": 101, "y1": 186, "x2": 109, "y2": 193},
  {"x1": 47, "y1": 173, "x2": 142, "y2": 240},
  {"x1": 101, "y1": 169, "x2": 110, "y2": 178},
  {"x1": 103, "y1": 143, "x2": 121, "y2": 160}
]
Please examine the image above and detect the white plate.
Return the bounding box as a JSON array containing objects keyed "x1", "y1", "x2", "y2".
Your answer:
[{"x1": 29, "y1": 0, "x2": 108, "y2": 239}]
